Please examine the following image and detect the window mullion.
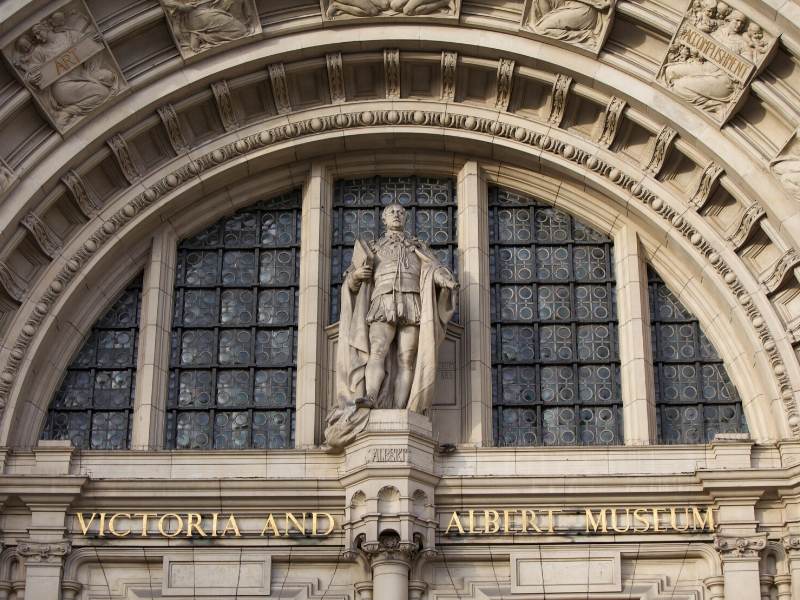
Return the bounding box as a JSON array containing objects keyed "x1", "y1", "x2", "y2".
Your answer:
[{"x1": 614, "y1": 225, "x2": 657, "y2": 445}]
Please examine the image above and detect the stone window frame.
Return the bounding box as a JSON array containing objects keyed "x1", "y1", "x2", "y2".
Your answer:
[{"x1": 100, "y1": 160, "x2": 747, "y2": 449}]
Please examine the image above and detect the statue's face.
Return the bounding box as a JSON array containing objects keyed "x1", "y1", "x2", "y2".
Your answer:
[{"x1": 382, "y1": 204, "x2": 406, "y2": 231}]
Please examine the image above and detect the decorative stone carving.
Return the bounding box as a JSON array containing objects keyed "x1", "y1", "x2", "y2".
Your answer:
[
  {"x1": 596, "y1": 96, "x2": 625, "y2": 147},
  {"x1": 17, "y1": 540, "x2": 71, "y2": 563},
  {"x1": 2, "y1": 0, "x2": 126, "y2": 133},
  {"x1": 655, "y1": 1, "x2": 777, "y2": 125},
  {"x1": 384, "y1": 49, "x2": 401, "y2": 99},
  {"x1": 323, "y1": 204, "x2": 458, "y2": 453},
  {"x1": 713, "y1": 534, "x2": 767, "y2": 558},
  {"x1": 441, "y1": 51, "x2": 457, "y2": 102},
  {"x1": 159, "y1": 0, "x2": 261, "y2": 59},
  {"x1": 689, "y1": 161, "x2": 723, "y2": 209},
  {"x1": 0, "y1": 261, "x2": 26, "y2": 302},
  {"x1": 643, "y1": 125, "x2": 677, "y2": 176},
  {"x1": 107, "y1": 134, "x2": 140, "y2": 184},
  {"x1": 157, "y1": 104, "x2": 189, "y2": 154},
  {"x1": 268, "y1": 64, "x2": 291, "y2": 114},
  {"x1": 761, "y1": 248, "x2": 800, "y2": 294},
  {"x1": 494, "y1": 59, "x2": 515, "y2": 111},
  {"x1": 0, "y1": 161, "x2": 15, "y2": 195},
  {"x1": 770, "y1": 129, "x2": 800, "y2": 202},
  {"x1": 21, "y1": 213, "x2": 62, "y2": 259},
  {"x1": 211, "y1": 80, "x2": 239, "y2": 131},
  {"x1": 547, "y1": 74, "x2": 572, "y2": 126},
  {"x1": 783, "y1": 534, "x2": 800, "y2": 552},
  {"x1": 327, "y1": 53, "x2": 346, "y2": 104},
  {"x1": 322, "y1": 0, "x2": 460, "y2": 19},
  {"x1": 728, "y1": 203, "x2": 765, "y2": 249},
  {"x1": 521, "y1": 0, "x2": 616, "y2": 54}
]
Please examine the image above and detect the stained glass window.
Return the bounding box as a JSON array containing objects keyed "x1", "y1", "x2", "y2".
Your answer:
[
  {"x1": 166, "y1": 191, "x2": 300, "y2": 449},
  {"x1": 648, "y1": 268, "x2": 747, "y2": 443},
  {"x1": 329, "y1": 176, "x2": 457, "y2": 323},
  {"x1": 489, "y1": 187, "x2": 621, "y2": 446},
  {"x1": 40, "y1": 276, "x2": 142, "y2": 450}
]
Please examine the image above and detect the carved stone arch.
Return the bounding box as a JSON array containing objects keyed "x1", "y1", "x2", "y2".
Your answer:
[{"x1": 0, "y1": 108, "x2": 797, "y2": 445}]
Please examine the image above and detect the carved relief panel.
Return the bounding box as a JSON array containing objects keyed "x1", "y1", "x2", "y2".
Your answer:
[
  {"x1": 2, "y1": 0, "x2": 127, "y2": 134},
  {"x1": 159, "y1": 0, "x2": 262, "y2": 59},
  {"x1": 771, "y1": 129, "x2": 800, "y2": 202},
  {"x1": 520, "y1": 0, "x2": 616, "y2": 55},
  {"x1": 321, "y1": 0, "x2": 461, "y2": 20},
  {"x1": 655, "y1": 0, "x2": 777, "y2": 126}
]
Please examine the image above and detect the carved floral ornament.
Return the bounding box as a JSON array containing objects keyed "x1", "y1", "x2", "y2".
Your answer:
[
  {"x1": 0, "y1": 106, "x2": 797, "y2": 442},
  {"x1": 321, "y1": 0, "x2": 460, "y2": 19},
  {"x1": 655, "y1": 0, "x2": 777, "y2": 126},
  {"x1": 1, "y1": 0, "x2": 126, "y2": 133}
]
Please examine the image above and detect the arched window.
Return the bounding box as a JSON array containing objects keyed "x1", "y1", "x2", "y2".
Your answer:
[
  {"x1": 648, "y1": 268, "x2": 747, "y2": 443},
  {"x1": 166, "y1": 191, "x2": 301, "y2": 449},
  {"x1": 489, "y1": 187, "x2": 620, "y2": 446},
  {"x1": 329, "y1": 176, "x2": 457, "y2": 323},
  {"x1": 40, "y1": 276, "x2": 143, "y2": 449}
]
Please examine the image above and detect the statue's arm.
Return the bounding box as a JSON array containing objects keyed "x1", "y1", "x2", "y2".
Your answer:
[{"x1": 414, "y1": 242, "x2": 459, "y2": 290}]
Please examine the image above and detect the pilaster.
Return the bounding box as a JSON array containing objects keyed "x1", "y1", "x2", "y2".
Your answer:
[
  {"x1": 457, "y1": 161, "x2": 492, "y2": 446},
  {"x1": 713, "y1": 534, "x2": 767, "y2": 600},
  {"x1": 783, "y1": 535, "x2": 800, "y2": 600}
]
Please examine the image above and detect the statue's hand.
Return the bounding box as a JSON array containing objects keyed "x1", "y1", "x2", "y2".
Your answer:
[
  {"x1": 352, "y1": 265, "x2": 373, "y2": 282},
  {"x1": 434, "y1": 270, "x2": 458, "y2": 290}
]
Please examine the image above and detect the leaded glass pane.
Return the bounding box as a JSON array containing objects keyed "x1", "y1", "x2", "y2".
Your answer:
[
  {"x1": 490, "y1": 187, "x2": 621, "y2": 446},
  {"x1": 40, "y1": 277, "x2": 142, "y2": 449},
  {"x1": 167, "y1": 191, "x2": 300, "y2": 449},
  {"x1": 330, "y1": 176, "x2": 457, "y2": 323},
  {"x1": 649, "y1": 268, "x2": 747, "y2": 443}
]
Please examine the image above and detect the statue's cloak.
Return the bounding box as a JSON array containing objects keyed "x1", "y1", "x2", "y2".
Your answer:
[{"x1": 322, "y1": 244, "x2": 456, "y2": 453}]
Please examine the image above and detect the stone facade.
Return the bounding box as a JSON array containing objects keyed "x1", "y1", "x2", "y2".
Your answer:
[{"x1": 1, "y1": 0, "x2": 800, "y2": 598}]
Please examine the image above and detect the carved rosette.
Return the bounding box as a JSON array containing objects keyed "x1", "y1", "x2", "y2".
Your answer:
[
  {"x1": 520, "y1": 0, "x2": 616, "y2": 55},
  {"x1": 783, "y1": 534, "x2": 800, "y2": 553},
  {"x1": 1, "y1": 0, "x2": 127, "y2": 133},
  {"x1": 160, "y1": 0, "x2": 261, "y2": 59},
  {"x1": 713, "y1": 534, "x2": 767, "y2": 558},
  {"x1": 321, "y1": 0, "x2": 461, "y2": 20},
  {"x1": 655, "y1": 1, "x2": 777, "y2": 126},
  {"x1": 17, "y1": 540, "x2": 71, "y2": 563}
]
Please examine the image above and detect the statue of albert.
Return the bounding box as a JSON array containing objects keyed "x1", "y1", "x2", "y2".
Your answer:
[{"x1": 323, "y1": 203, "x2": 458, "y2": 452}]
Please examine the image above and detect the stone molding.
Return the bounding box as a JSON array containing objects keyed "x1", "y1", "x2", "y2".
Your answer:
[{"x1": 0, "y1": 104, "x2": 797, "y2": 444}]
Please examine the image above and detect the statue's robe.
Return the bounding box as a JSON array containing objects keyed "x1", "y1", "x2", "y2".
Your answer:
[{"x1": 322, "y1": 237, "x2": 456, "y2": 453}]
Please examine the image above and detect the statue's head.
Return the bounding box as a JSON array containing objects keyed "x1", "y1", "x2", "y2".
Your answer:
[
  {"x1": 382, "y1": 203, "x2": 407, "y2": 232},
  {"x1": 728, "y1": 10, "x2": 746, "y2": 32}
]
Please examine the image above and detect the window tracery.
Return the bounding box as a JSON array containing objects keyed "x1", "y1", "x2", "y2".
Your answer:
[
  {"x1": 165, "y1": 191, "x2": 301, "y2": 449},
  {"x1": 648, "y1": 268, "x2": 747, "y2": 443},
  {"x1": 489, "y1": 187, "x2": 621, "y2": 446},
  {"x1": 40, "y1": 276, "x2": 142, "y2": 449}
]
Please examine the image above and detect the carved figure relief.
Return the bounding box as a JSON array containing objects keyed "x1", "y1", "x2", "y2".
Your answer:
[
  {"x1": 323, "y1": 204, "x2": 458, "y2": 452},
  {"x1": 321, "y1": 0, "x2": 460, "y2": 19},
  {"x1": 2, "y1": 1, "x2": 126, "y2": 133},
  {"x1": 655, "y1": 1, "x2": 776, "y2": 125},
  {"x1": 160, "y1": 0, "x2": 261, "y2": 59},
  {"x1": 770, "y1": 129, "x2": 800, "y2": 202},
  {"x1": 521, "y1": 0, "x2": 615, "y2": 53}
]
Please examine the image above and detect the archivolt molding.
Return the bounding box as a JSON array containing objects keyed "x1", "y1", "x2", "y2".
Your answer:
[{"x1": 0, "y1": 100, "x2": 797, "y2": 445}]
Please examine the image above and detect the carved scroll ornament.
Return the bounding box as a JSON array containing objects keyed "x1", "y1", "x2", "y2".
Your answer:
[{"x1": 2, "y1": 0, "x2": 126, "y2": 133}]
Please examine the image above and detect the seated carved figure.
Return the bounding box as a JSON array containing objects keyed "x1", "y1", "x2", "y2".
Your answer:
[
  {"x1": 662, "y1": 46, "x2": 735, "y2": 114},
  {"x1": 530, "y1": 0, "x2": 611, "y2": 46},
  {"x1": 162, "y1": 0, "x2": 250, "y2": 53},
  {"x1": 326, "y1": 0, "x2": 453, "y2": 17}
]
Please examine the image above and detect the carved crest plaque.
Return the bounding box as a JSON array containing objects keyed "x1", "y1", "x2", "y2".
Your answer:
[
  {"x1": 655, "y1": 0, "x2": 776, "y2": 126},
  {"x1": 2, "y1": 0, "x2": 127, "y2": 134}
]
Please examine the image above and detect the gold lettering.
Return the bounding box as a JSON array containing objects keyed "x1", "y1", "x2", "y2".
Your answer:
[
  {"x1": 221, "y1": 514, "x2": 241, "y2": 537},
  {"x1": 670, "y1": 507, "x2": 690, "y2": 532},
  {"x1": 98, "y1": 512, "x2": 107, "y2": 537},
  {"x1": 651, "y1": 507, "x2": 664, "y2": 532},
  {"x1": 76, "y1": 513, "x2": 96, "y2": 535},
  {"x1": 520, "y1": 510, "x2": 542, "y2": 533},
  {"x1": 585, "y1": 508, "x2": 608, "y2": 533},
  {"x1": 158, "y1": 513, "x2": 183, "y2": 538},
  {"x1": 285, "y1": 512, "x2": 307, "y2": 536},
  {"x1": 211, "y1": 513, "x2": 219, "y2": 537},
  {"x1": 546, "y1": 509, "x2": 561, "y2": 533},
  {"x1": 312, "y1": 512, "x2": 335, "y2": 536},
  {"x1": 633, "y1": 508, "x2": 650, "y2": 532},
  {"x1": 134, "y1": 513, "x2": 156, "y2": 537},
  {"x1": 691, "y1": 506, "x2": 715, "y2": 531},
  {"x1": 109, "y1": 513, "x2": 131, "y2": 538},
  {"x1": 186, "y1": 513, "x2": 207, "y2": 537},
  {"x1": 483, "y1": 510, "x2": 500, "y2": 534},
  {"x1": 503, "y1": 510, "x2": 513, "y2": 533},
  {"x1": 445, "y1": 512, "x2": 465, "y2": 534},
  {"x1": 54, "y1": 49, "x2": 79, "y2": 75},
  {"x1": 468, "y1": 510, "x2": 475, "y2": 534},
  {"x1": 610, "y1": 508, "x2": 630, "y2": 533},
  {"x1": 261, "y1": 514, "x2": 280, "y2": 536}
]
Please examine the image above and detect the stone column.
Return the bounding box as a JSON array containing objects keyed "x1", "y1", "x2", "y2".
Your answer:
[
  {"x1": 61, "y1": 581, "x2": 82, "y2": 600},
  {"x1": 782, "y1": 535, "x2": 800, "y2": 600},
  {"x1": 131, "y1": 225, "x2": 177, "y2": 449},
  {"x1": 294, "y1": 162, "x2": 331, "y2": 447},
  {"x1": 614, "y1": 225, "x2": 656, "y2": 444},
  {"x1": 713, "y1": 534, "x2": 767, "y2": 600},
  {"x1": 703, "y1": 575, "x2": 724, "y2": 600},
  {"x1": 457, "y1": 161, "x2": 492, "y2": 446},
  {"x1": 774, "y1": 574, "x2": 792, "y2": 600},
  {"x1": 362, "y1": 534, "x2": 413, "y2": 600},
  {"x1": 17, "y1": 541, "x2": 70, "y2": 600}
]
